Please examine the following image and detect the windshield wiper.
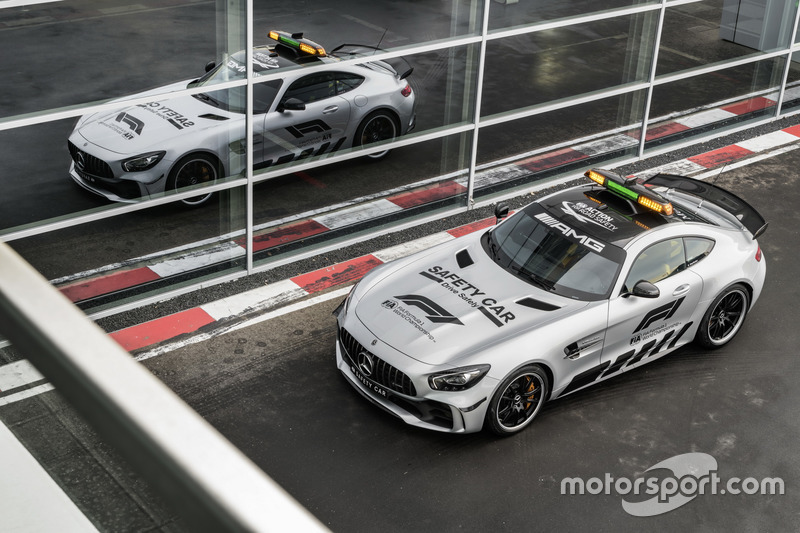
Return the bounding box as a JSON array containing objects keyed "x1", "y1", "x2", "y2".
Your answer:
[
  {"x1": 512, "y1": 267, "x2": 554, "y2": 292},
  {"x1": 193, "y1": 92, "x2": 222, "y2": 108}
]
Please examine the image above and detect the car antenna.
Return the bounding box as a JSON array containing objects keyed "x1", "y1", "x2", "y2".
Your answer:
[
  {"x1": 374, "y1": 28, "x2": 388, "y2": 55},
  {"x1": 710, "y1": 162, "x2": 728, "y2": 185}
]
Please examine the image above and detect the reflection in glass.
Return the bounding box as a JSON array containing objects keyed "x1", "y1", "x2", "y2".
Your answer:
[
  {"x1": 8, "y1": 186, "x2": 246, "y2": 312},
  {"x1": 488, "y1": 0, "x2": 659, "y2": 31},
  {"x1": 648, "y1": 57, "x2": 784, "y2": 151},
  {"x1": 475, "y1": 90, "x2": 646, "y2": 199},
  {"x1": 657, "y1": 0, "x2": 798, "y2": 77},
  {"x1": 251, "y1": 133, "x2": 472, "y2": 264},
  {"x1": 482, "y1": 13, "x2": 657, "y2": 116}
]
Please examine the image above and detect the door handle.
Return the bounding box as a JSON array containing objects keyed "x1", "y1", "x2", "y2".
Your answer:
[
  {"x1": 672, "y1": 284, "x2": 690, "y2": 297},
  {"x1": 322, "y1": 106, "x2": 338, "y2": 114}
]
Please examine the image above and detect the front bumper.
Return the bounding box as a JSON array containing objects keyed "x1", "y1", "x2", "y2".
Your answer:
[
  {"x1": 334, "y1": 322, "x2": 496, "y2": 434},
  {"x1": 67, "y1": 139, "x2": 168, "y2": 203}
]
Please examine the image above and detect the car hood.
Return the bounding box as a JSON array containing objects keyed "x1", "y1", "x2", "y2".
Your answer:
[
  {"x1": 75, "y1": 82, "x2": 235, "y2": 154},
  {"x1": 354, "y1": 234, "x2": 588, "y2": 366}
]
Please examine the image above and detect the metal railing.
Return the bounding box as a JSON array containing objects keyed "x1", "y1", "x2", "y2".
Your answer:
[{"x1": 0, "y1": 240, "x2": 329, "y2": 533}]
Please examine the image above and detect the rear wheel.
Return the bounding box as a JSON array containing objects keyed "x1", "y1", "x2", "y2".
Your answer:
[
  {"x1": 355, "y1": 110, "x2": 398, "y2": 160},
  {"x1": 485, "y1": 365, "x2": 549, "y2": 436},
  {"x1": 167, "y1": 153, "x2": 219, "y2": 206},
  {"x1": 695, "y1": 283, "x2": 749, "y2": 349}
]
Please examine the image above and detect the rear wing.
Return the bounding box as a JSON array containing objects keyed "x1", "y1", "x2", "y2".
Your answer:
[{"x1": 643, "y1": 174, "x2": 768, "y2": 239}]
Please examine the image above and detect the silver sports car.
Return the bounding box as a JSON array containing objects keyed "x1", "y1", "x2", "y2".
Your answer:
[
  {"x1": 68, "y1": 31, "x2": 416, "y2": 205},
  {"x1": 334, "y1": 168, "x2": 767, "y2": 435}
]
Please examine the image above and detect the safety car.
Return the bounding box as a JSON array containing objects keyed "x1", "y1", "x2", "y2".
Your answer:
[
  {"x1": 333, "y1": 168, "x2": 767, "y2": 435},
  {"x1": 68, "y1": 31, "x2": 416, "y2": 205}
]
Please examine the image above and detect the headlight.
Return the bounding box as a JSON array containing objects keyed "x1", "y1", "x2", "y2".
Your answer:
[
  {"x1": 122, "y1": 151, "x2": 166, "y2": 172},
  {"x1": 428, "y1": 365, "x2": 490, "y2": 391}
]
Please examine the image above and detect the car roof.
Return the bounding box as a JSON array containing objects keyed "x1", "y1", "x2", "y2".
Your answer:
[{"x1": 536, "y1": 184, "x2": 687, "y2": 247}]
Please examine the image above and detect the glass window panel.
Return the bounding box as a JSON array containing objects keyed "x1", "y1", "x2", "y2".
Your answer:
[
  {"x1": 0, "y1": 0, "x2": 223, "y2": 119},
  {"x1": 647, "y1": 57, "x2": 783, "y2": 152},
  {"x1": 779, "y1": 51, "x2": 800, "y2": 113},
  {"x1": 488, "y1": 0, "x2": 659, "y2": 31},
  {"x1": 475, "y1": 90, "x2": 646, "y2": 200},
  {"x1": 253, "y1": 0, "x2": 484, "y2": 50},
  {"x1": 0, "y1": 94, "x2": 246, "y2": 233},
  {"x1": 482, "y1": 13, "x2": 657, "y2": 117},
  {"x1": 8, "y1": 186, "x2": 247, "y2": 313},
  {"x1": 250, "y1": 133, "x2": 472, "y2": 264},
  {"x1": 237, "y1": 45, "x2": 478, "y2": 175},
  {"x1": 657, "y1": 0, "x2": 797, "y2": 77}
]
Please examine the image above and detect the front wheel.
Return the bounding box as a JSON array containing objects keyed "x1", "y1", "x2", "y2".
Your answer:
[
  {"x1": 167, "y1": 153, "x2": 220, "y2": 207},
  {"x1": 485, "y1": 365, "x2": 549, "y2": 436},
  {"x1": 354, "y1": 110, "x2": 398, "y2": 160},
  {"x1": 695, "y1": 283, "x2": 750, "y2": 349}
]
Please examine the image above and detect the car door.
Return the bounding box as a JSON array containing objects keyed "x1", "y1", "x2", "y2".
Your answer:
[
  {"x1": 261, "y1": 71, "x2": 351, "y2": 166},
  {"x1": 601, "y1": 237, "x2": 704, "y2": 377}
]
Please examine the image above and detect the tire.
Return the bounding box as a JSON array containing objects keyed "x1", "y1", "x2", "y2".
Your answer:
[
  {"x1": 354, "y1": 110, "x2": 399, "y2": 160},
  {"x1": 695, "y1": 283, "x2": 750, "y2": 349},
  {"x1": 167, "y1": 153, "x2": 220, "y2": 207},
  {"x1": 485, "y1": 365, "x2": 549, "y2": 436}
]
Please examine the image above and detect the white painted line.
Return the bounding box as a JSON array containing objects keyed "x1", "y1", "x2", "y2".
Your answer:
[
  {"x1": 0, "y1": 419, "x2": 99, "y2": 532},
  {"x1": 572, "y1": 134, "x2": 639, "y2": 156},
  {"x1": 736, "y1": 130, "x2": 798, "y2": 153},
  {"x1": 633, "y1": 159, "x2": 707, "y2": 179},
  {"x1": 201, "y1": 279, "x2": 307, "y2": 321},
  {"x1": 0, "y1": 359, "x2": 44, "y2": 393},
  {"x1": 373, "y1": 232, "x2": 454, "y2": 263},
  {"x1": 0, "y1": 383, "x2": 55, "y2": 407},
  {"x1": 692, "y1": 143, "x2": 800, "y2": 180},
  {"x1": 675, "y1": 108, "x2": 737, "y2": 128},
  {"x1": 313, "y1": 199, "x2": 404, "y2": 229},
  {"x1": 148, "y1": 242, "x2": 245, "y2": 278},
  {"x1": 134, "y1": 286, "x2": 352, "y2": 362}
]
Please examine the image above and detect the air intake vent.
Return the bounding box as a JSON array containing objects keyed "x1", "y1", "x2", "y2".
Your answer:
[
  {"x1": 456, "y1": 249, "x2": 474, "y2": 268},
  {"x1": 516, "y1": 297, "x2": 560, "y2": 311},
  {"x1": 198, "y1": 114, "x2": 229, "y2": 121}
]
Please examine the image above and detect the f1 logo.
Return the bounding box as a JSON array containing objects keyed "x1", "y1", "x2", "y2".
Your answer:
[
  {"x1": 285, "y1": 119, "x2": 331, "y2": 139},
  {"x1": 633, "y1": 297, "x2": 685, "y2": 333},
  {"x1": 115, "y1": 112, "x2": 144, "y2": 135}
]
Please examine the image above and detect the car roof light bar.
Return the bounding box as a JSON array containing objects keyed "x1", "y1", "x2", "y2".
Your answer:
[
  {"x1": 585, "y1": 169, "x2": 674, "y2": 216},
  {"x1": 269, "y1": 30, "x2": 326, "y2": 56}
]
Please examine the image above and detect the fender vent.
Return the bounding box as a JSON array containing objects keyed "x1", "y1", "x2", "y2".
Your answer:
[
  {"x1": 516, "y1": 297, "x2": 560, "y2": 311},
  {"x1": 456, "y1": 249, "x2": 474, "y2": 268},
  {"x1": 198, "y1": 114, "x2": 229, "y2": 121}
]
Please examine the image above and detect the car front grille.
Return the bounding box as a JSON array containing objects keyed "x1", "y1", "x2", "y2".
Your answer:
[
  {"x1": 68, "y1": 141, "x2": 144, "y2": 199},
  {"x1": 69, "y1": 141, "x2": 115, "y2": 180},
  {"x1": 338, "y1": 327, "x2": 416, "y2": 397}
]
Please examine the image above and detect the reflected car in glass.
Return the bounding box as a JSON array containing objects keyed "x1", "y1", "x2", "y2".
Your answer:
[
  {"x1": 67, "y1": 31, "x2": 416, "y2": 206},
  {"x1": 333, "y1": 169, "x2": 767, "y2": 435}
]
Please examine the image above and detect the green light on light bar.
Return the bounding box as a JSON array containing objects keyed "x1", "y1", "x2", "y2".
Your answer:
[{"x1": 606, "y1": 179, "x2": 638, "y2": 202}]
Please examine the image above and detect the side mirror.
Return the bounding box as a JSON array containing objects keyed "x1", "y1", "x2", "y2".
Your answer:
[
  {"x1": 277, "y1": 98, "x2": 306, "y2": 113},
  {"x1": 624, "y1": 280, "x2": 660, "y2": 299},
  {"x1": 204, "y1": 61, "x2": 216, "y2": 73},
  {"x1": 494, "y1": 203, "x2": 510, "y2": 224}
]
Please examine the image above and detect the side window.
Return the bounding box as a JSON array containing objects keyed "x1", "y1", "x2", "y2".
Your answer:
[
  {"x1": 335, "y1": 73, "x2": 365, "y2": 95},
  {"x1": 625, "y1": 238, "x2": 686, "y2": 290},
  {"x1": 282, "y1": 73, "x2": 336, "y2": 104},
  {"x1": 685, "y1": 237, "x2": 715, "y2": 267},
  {"x1": 253, "y1": 79, "x2": 282, "y2": 114}
]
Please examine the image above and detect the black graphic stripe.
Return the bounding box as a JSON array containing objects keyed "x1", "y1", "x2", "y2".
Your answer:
[
  {"x1": 668, "y1": 322, "x2": 693, "y2": 349},
  {"x1": 560, "y1": 362, "x2": 610, "y2": 396}
]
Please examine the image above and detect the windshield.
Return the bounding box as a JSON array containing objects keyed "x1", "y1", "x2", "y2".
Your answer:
[
  {"x1": 484, "y1": 204, "x2": 624, "y2": 301},
  {"x1": 188, "y1": 51, "x2": 282, "y2": 113}
]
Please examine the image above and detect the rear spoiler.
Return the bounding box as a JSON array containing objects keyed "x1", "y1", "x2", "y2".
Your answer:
[{"x1": 643, "y1": 174, "x2": 768, "y2": 239}]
